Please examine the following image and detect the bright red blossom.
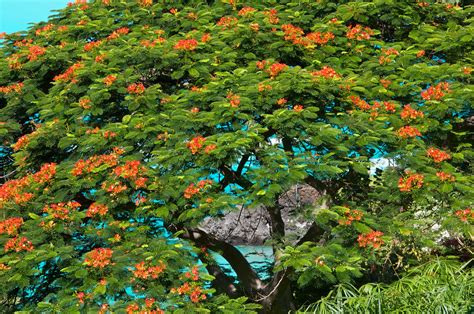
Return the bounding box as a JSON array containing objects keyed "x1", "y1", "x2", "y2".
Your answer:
[
  {"x1": 238, "y1": 7, "x2": 256, "y2": 16},
  {"x1": 401, "y1": 104, "x2": 424, "y2": 120},
  {"x1": 132, "y1": 261, "x2": 166, "y2": 279},
  {"x1": 454, "y1": 208, "x2": 473, "y2": 222},
  {"x1": 338, "y1": 209, "x2": 364, "y2": 225},
  {"x1": 421, "y1": 82, "x2": 450, "y2": 100},
  {"x1": 312, "y1": 66, "x2": 340, "y2": 79},
  {"x1": 4, "y1": 236, "x2": 34, "y2": 252},
  {"x1": 396, "y1": 126, "x2": 422, "y2": 138},
  {"x1": 0, "y1": 217, "x2": 24, "y2": 235},
  {"x1": 187, "y1": 136, "x2": 206, "y2": 154},
  {"x1": 398, "y1": 173, "x2": 424, "y2": 192},
  {"x1": 0, "y1": 82, "x2": 24, "y2": 95},
  {"x1": 227, "y1": 92, "x2": 241, "y2": 107},
  {"x1": 427, "y1": 147, "x2": 451, "y2": 163},
  {"x1": 436, "y1": 171, "x2": 455, "y2": 182},
  {"x1": 358, "y1": 231, "x2": 384, "y2": 249},
  {"x1": 53, "y1": 63, "x2": 83, "y2": 83},
  {"x1": 174, "y1": 39, "x2": 199, "y2": 51},
  {"x1": 346, "y1": 24, "x2": 374, "y2": 40},
  {"x1": 103, "y1": 75, "x2": 117, "y2": 86},
  {"x1": 84, "y1": 248, "x2": 113, "y2": 268},
  {"x1": 86, "y1": 203, "x2": 109, "y2": 217},
  {"x1": 127, "y1": 83, "x2": 146, "y2": 95},
  {"x1": 43, "y1": 201, "x2": 81, "y2": 220},
  {"x1": 217, "y1": 16, "x2": 238, "y2": 29},
  {"x1": 28, "y1": 45, "x2": 46, "y2": 61}
]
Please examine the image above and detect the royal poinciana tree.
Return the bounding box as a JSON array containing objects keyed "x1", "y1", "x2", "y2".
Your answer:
[{"x1": 0, "y1": 0, "x2": 473, "y2": 313}]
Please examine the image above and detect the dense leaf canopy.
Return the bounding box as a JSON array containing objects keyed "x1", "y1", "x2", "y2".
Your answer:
[{"x1": 0, "y1": 0, "x2": 473, "y2": 313}]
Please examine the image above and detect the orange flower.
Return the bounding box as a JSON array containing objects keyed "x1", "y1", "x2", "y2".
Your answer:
[
  {"x1": 187, "y1": 136, "x2": 206, "y2": 154},
  {"x1": 138, "y1": 0, "x2": 153, "y2": 7},
  {"x1": 127, "y1": 83, "x2": 146, "y2": 95},
  {"x1": 380, "y1": 79, "x2": 392, "y2": 88},
  {"x1": 54, "y1": 63, "x2": 83, "y2": 83},
  {"x1": 277, "y1": 98, "x2": 288, "y2": 105},
  {"x1": 79, "y1": 98, "x2": 91, "y2": 109},
  {"x1": 238, "y1": 7, "x2": 256, "y2": 16},
  {"x1": 267, "y1": 62, "x2": 287, "y2": 78},
  {"x1": 174, "y1": 39, "x2": 199, "y2": 51},
  {"x1": 346, "y1": 24, "x2": 374, "y2": 40},
  {"x1": 398, "y1": 173, "x2": 424, "y2": 192},
  {"x1": 454, "y1": 208, "x2": 473, "y2": 222},
  {"x1": 217, "y1": 16, "x2": 238, "y2": 29},
  {"x1": 400, "y1": 104, "x2": 424, "y2": 120},
  {"x1": 0, "y1": 217, "x2": 24, "y2": 235},
  {"x1": 84, "y1": 248, "x2": 113, "y2": 268},
  {"x1": 396, "y1": 126, "x2": 421, "y2": 138},
  {"x1": 311, "y1": 66, "x2": 340, "y2": 79},
  {"x1": 201, "y1": 33, "x2": 211, "y2": 43},
  {"x1": 426, "y1": 147, "x2": 451, "y2": 163},
  {"x1": 28, "y1": 45, "x2": 46, "y2": 61},
  {"x1": 293, "y1": 105, "x2": 304, "y2": 112},
  {"x1": 132, "y1": 261, "x2": 166, "y2": 279},
  {"x1": 43, "y1": 201, "x2": 81, "y2": 220},
  {"x1": 226, "y1": 92, "x2": 240, "y2": 107},
  {"x1": 357, "y1": 231, "x2": 384, "y2": 249},
  {"x1": 4, "y1": 236, "x2": 34, "y2": 252},
  {"x1": 204, "y1": 144, "x2": 217, "y2": 154},
  {"x1": 103, "y1": 75, "x2": 117, "y2": 86},
  {"x1": 86, "y1": 203, "x2": 108, "y2": 217},
  {"x1": 421, "y1": 82, "x2": 450, "y2": 100},
  {"x1": 350, "y1": 95, "x2": 371, "y2": 111},
  {"x1": 338, "y1": 209, "x2": 363, "y2": 226},
  {"x1": 436, "y1": 171, "x2": 455, "y2": 182},
  {"x1": 416, "y1": 50, "x2": 425, "y2": 58},
  {"x1": 84, "y1": 40, "x2": 102, "y2": 52}
]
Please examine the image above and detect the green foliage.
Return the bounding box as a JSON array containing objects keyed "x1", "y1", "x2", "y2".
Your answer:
[
  {"x1": 0, "y1": 0, "x2": 473, "y2": 312},
  {"x1": 299, "y1": 258, "x2": 474, "y2": 313}
]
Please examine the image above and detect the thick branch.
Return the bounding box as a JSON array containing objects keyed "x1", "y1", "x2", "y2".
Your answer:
[
  {"x1": 296, "y1": 222, "x2": 326, "y2": 246},
  {"x1": 182, "y1": 228, "x2": 263, "y2": 295},
  {"x1": 200, "y1": 253, "x2": 240, "y2": 298},
  {"x1": 219, "y1": 165, "x2": 253, "y2": 189}
]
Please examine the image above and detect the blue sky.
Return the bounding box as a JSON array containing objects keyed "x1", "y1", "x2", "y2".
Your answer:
[{"x1": 0, "y1": 0, "x2": 70, "y2": 33}]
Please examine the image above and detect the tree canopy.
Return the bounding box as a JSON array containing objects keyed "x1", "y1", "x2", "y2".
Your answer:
[{"x1": 0, "y1": 0, "x2": 473, "y2": 313}]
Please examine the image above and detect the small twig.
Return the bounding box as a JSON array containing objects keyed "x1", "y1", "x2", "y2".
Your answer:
[{"x1": 254, "y1": 269, "x2": 287, "y2": 302}]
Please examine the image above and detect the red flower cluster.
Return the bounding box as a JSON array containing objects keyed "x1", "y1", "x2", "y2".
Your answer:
[
  {"x1": 114, "y1": 160, "x2": 147, "y2": 188},
  {"x1": 53, "y1": 62, "x2": 83, "y2": 83},
  {"x1": 436, "y1": 171, "x2": 455, "y2": 182},
  {"x1": 184, "y1": 266, "x2": 200, "y2": 281},
  {"x1": 0, "y1": 217, "x2": 24, "y2": 235},
  {"x1": 4, "y1": 236, "x2": 34, "y2": 252},
  {"x1": 401, "y1": 104, "x2": 424, "y2": 120},
  {"x1": 184, "y1": 180, "x2": 213, "y2": 199},
  {"x1": 35, "y1": 23, "x2": 54, "y2": 36},
  {"x1": 311, "y1": 66, "x2": 340, "y2": 79},
  {"x1": 398, "y1": 173, "x2": 424, "y2": 192},
  {"x1": 396, "y1": 126, "x2": 422, "y2": 138},
  {"x1": 226, "y1": 92, "x2": 241, "y2": 107},
  {"x1": 28, "y1": 45, "x2": 46, "y2": 61},
  {"x1": 103, "y1": 74, "x2": 117, "y2": 86},
  {"x1": 187, "y1": 136, "x2": 206, "y2": 154},
  {"x1": 338, "y1": 209, "x2": 363, "y2": 226},
  {"x1": 174, "y1": 39, "x2": 199, "y2": 51},
  {"x1": 380, "y1": 79, "x2": 392, "y2": 88},
  {"x1": 107, "y1": 27, "x2": 130, "y2": 40},
  {"x1": 84, "y1": 248, "x2": 113, "y2": 268},
  {"x1": 238, "y1": 7, "x2": 256, "y2": 16},
  {"x1": 43, "y1": 201, "x2": 81, "y2": 220},
  {"x1": 138, "y1": 0, "x2": 153, "y2": 7},
  {"x1": 346, "y1": 24, "x2": 374, "y2": 40},
  {"x1": 293, "y1": 105, "x2": 304, "y2": 112},
  {"x1": 421, "y1": 82, "x2": 450, "y2": 100},
  {"x1": 72, "y1": 153, "x2": 119, "y2": 176},
  {"x1": 267, "y1": 62, "x2": 288, "y2": 78},
  {"x1": 126, "y1": 303, "x2": 164, "y2": 314},
  {"x1": 427, "y1": 147, "x2": 451, "y2": 163},
  {"x1": 0, "y1": 162, "x2": 56, "y2": 208},
  {"x1": 264, "y1": 8, "x2": 279, "y2": 24},
  {"x1": 454, "y1": 208, "x2": 473, "y2": 222},
  {"x1": 132, "y1": 261, "x2": 166, "y2": 279},
  {"x1": 101, "y1": 181, "x2": 128, "y2": 195},
  {"x1": 350, "y1": 96, "x2": 371, "y2": 110},
  {"x1": 216, "y1": 16, "x2": 238, "y2": 29},
  {"x1": 79, "y1": 98, "x2": 91, "y2": 109},
  {"x1": 0, "y1": 82, "x2": 24, "y2": 94},
  {"x1": 281, "y1": 24, "x2": 334, "y2": 46},
  {"x1": 172, "y1": 283, "x2": 207, "y2": 303},
  {"x1": 277, "y1": 98, "x2": 288, "y2": 105},
  {"x1": 84, "y1": 40, "x2": 102, "y2": 52},
  {"x1": 357, "y1": 231, "x2": 384, "y2": 249},
  {"x1": 86, "y1": 203, "x2": 109, "y2": 217},
  {"x1": 379, "y1": 48, "x2": 400, "y2": 64},
  {"x1": 127, "y1": 83, "x2": 146, "y2": 95}
]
